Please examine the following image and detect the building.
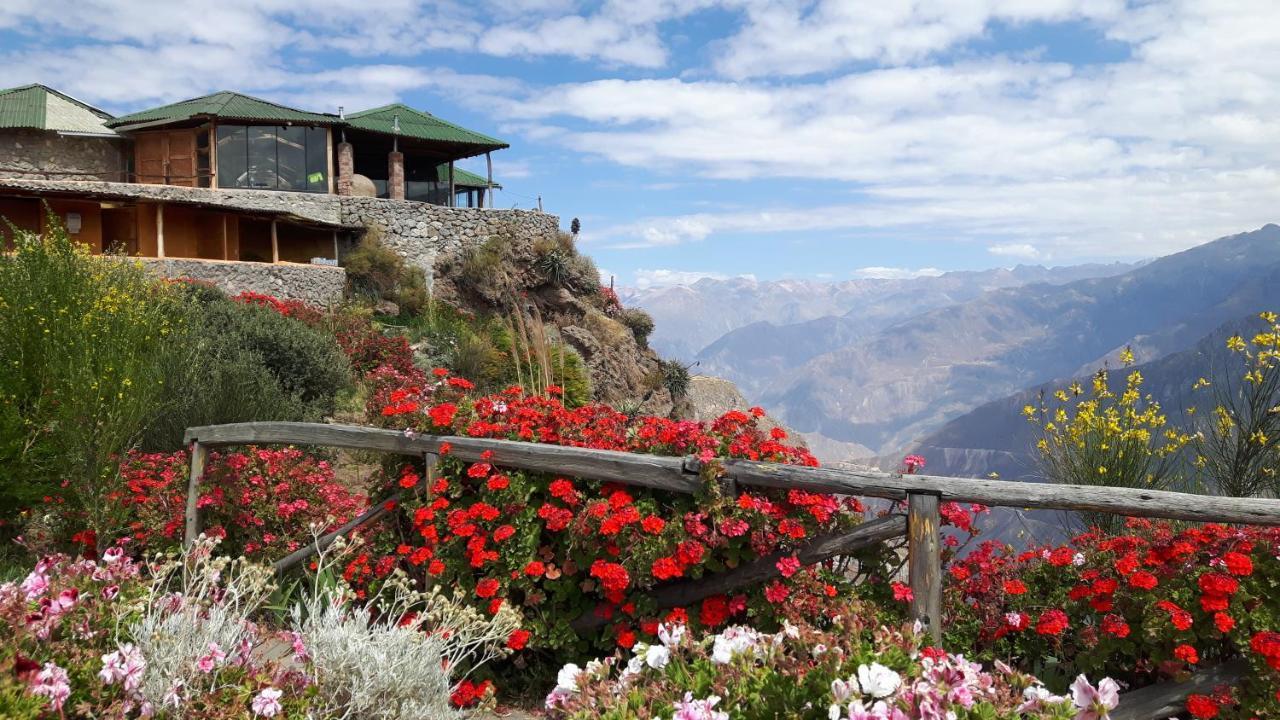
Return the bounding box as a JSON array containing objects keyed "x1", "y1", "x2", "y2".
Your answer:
[{"x1": 0, "y1": 85, "x2": 550, "y2": 305}]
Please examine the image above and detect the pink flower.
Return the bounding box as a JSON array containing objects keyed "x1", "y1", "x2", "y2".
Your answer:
[
  {"x1": 99, "y1": 643, "x2": 147, "y2": 692},
  {"x1": 20, "y1": 568, "x2": 49, "y2": 600},
  {"x1": 776, "y1": 555, "x2": 802, "y2": 578},
  {"x1": 671, "y1": 692, "x2": 728, "y2": 720},
  {"x1": 1070, "y1": 675, "x2": 1120, "y2": 720},
  {"x1": 31, "y1": 662, "x2": 71, "y2": 711},
  {"x1": 902, "y1": 454, "x2": 926, "y2": 474},
  {"x1": 252, "y1": 687, "x2": 284, "y2": 717},
  {"x1": 196, "y1": 642, "x2": 226, "y2": 673},
  {"x1": 102, "y1": 584, "x2": 120, "y2": 601}
]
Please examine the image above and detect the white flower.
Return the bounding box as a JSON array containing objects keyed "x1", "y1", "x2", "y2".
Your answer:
[
  {"x1": 811, "y1": 643, "x2": 828, "y2": 657},
  {"x1": 554, "y1": 663, "x2": 583, "y2": 694},
  {"x1": 855, "y1": 662, "x2": 901, "y2": 699},
  {"x1": 831, "y1": 678, "x2": 855, "y2": 702},
  {"x1": 250, "y1": 687, "x2": 283, "y2": 717},
  {"x1": 710, "y1": 626, "x2": 763, "y2": 664},
  {"x1": 658, "y1": 622, "x2": 686, "y2": 648},
  {"x1": 1072, "y1": 552, "x2": 1087, "y2": 566},
  {"x1": 644, "y1": 644, "x2": 671, "y2": 670}
]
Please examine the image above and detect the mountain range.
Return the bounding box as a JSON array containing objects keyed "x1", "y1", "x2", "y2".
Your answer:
[{"x1": 627, "y1": 224, "x2": 1280, "y2": 467}]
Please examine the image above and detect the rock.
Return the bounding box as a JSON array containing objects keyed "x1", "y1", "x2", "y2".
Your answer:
[
  {"x1": 374, "y1": 299, "x2": 400, "y2": 316},
  {"x1": 349, "y1": 174, "x2": 377, "y2": 197}
]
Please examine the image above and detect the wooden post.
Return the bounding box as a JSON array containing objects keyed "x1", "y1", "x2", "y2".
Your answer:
[
  {"x1": 221, "y1": 214, "x2": 228, "y2": 260},
  {"x1": 156, "y1": 203, "x2": 165, "y2": 258},
  {"x1": 484, "y1": 151, "x2": 493, "y2": 209},
  {"x1": 183, "y1": 441, "x2": 208, "y2": 549},
  {"x1": 448, "y1": 160, "x2": 456, "y2": 207},
  {"x1": 270, "y1": 219, "x2": 279, "y2": 263},
  {"x1": 907, "y1": 492, "x2": 943, "y2": 644},
  {"x1": 332, "y1": 231, "x2": 339, "y2": 263}
]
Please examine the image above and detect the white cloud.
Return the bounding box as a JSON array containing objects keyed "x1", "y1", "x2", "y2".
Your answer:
[
  {"x1": 987, "y1": 243, "x2": 1040, "y2": 259},
  {"x1": 632, "y1": 269, "x2": 756, "y2": 289},
  {"x1": 852, "y1": 267, "x2": 946, "y2": 280}
]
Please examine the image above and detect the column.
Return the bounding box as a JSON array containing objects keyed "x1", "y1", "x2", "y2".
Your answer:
[
  {"x1": 388, "y1": 151, "x2": 405, "y2": 201},
  {"x1": 336, "y1": 142, "x2": 354, "y2": 196}
]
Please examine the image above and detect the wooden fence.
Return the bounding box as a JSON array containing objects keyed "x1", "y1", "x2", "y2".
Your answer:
[{"x1": 183, "y1": 421, "x2": 1280, "y2": 718}]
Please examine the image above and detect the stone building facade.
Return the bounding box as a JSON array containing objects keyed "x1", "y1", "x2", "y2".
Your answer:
[{"x1": 0, "y1": 128, "x2": 127, "y2": 181}]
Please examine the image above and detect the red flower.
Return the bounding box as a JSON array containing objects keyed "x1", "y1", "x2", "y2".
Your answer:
[
  {"x1": 1174, "y1": 643, "x2": 1199, "y2": 664},
  {"x1": 475, "y1": 578, "x2": 500, "y2": 598},
  {"x1": 493, "y1": 525, "x2": 515, "y2": 542},
  {"x1": 1222, "y1": 551, "x2": 1253, "y2": 576},
  {"x1": 1213, "y1": 612, "x2": 1235, "y2": 633},
  {"x1": 641, "y1": 515, "x2": 667, "y2": 534},
  {"x1": 615, "y1": 626, "x2": 636, "y2": 649},
  {"x1": 890, "y1": 581, "x2": 913, "y2": 602},
  {"x1": 429, "y1": 403, "x2": 457, "y2": 427},
  {"x1": 506, "y1": 629, "x2": 531, "y2": 650},
  {"x1": 1002, "y1": 579, "x2": 1027, "y2": 595},
  {"x1": 652, "y1": 556, "x2": 683, "y2": 580},
  {"x1": 486, "y1": 474, "x2": 510, "y2": 491},
  {"x1": 398, "y1": 471, "x2": 420, "y2": 489},
  {"x1": 1128, "y1": 571, "x2": 1158, "y2": 590},
  {"x1": 676, "y1": 540, "x2": 706, "y2": 566},
  {"x1": 700, "y1": 595, "x2": 731, "y2": 627},
  {"x1": 764, "y1": 580, "x2": 790, "y2": 604},
  {"x1": 1101, "y1": 614, "x2": 1130, "y2": 638},
  {"x1": 466, "y1": 462, "x2": 492, "y2": 479},
  {"x1": 1036, "y1": 609, "x2": 1069, "y2": 636},
  {"x1": 1186, "y1": 694, "x2": 1219, "y2": 719},
  {"x1": 775, "y1": 555, "x2": 801, "y2": 578},
  {"x1": 523, "y1": 561, "x2": 546, "y2": 577}
]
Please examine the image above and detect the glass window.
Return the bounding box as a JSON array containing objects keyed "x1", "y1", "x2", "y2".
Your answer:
[
  {"x1": 216, "y1": 126, "x2": 248, "y2": 189},
  {"x1": 305, "y1": 127, "x2": 328, "y2": 192},
  {"x1": 246, "y1": 126, "x2": 278, "y2": 189},
  {"x1": 215, "y1": 124, "x2": 329, "y2": 193},
  {"x1": 276, "y1": 126, "x2": 306, "y2": 191}
]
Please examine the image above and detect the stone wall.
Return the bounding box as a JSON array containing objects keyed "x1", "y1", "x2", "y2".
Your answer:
[
  {"x1": 139, "y1": 258, "x2": 346, "y2": 306},
  {"x1": 0, "y1": 129, "x2": 127, "y2": 181},
  {"x1": 338, "y1": 197, "x2": 561, "y2": 286}
]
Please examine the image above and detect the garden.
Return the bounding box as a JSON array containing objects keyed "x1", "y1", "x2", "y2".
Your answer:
[{"x1": 1, "y1": 225, "x2": 1278, "y2": 718}]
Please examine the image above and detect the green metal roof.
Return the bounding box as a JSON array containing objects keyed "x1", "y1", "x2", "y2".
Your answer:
[
  {"x1": 347, "y1": 103, "x2": 507, "y2": 151},
  {"x1": 439, "y1": 163, "x2": 501, "y2": 189},
  {"x1": 0, "y1": 84, "x2": 116, "y2": 135},
  {"x1": 108, "y1": 91, "x2": 342, "y2": 129}
]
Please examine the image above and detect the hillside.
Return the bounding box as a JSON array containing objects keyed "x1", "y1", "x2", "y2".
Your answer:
[{"x1": 766, "y1": 224, "x2": 1280, "y2": 454}]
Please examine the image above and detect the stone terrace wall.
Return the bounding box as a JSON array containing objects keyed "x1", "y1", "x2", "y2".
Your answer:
[
  {"x1": 338, "y1": 197, "x2": 561, "y2": 286},
  {"x1": 139, "y1": 258, "x2": 346, "y2": 306},
  {"x1": 0, "y1": 129, "x2": 127, "y2": 182}
]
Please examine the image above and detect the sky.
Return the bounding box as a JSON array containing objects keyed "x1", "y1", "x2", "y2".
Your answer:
[{"x1": 2, "y1": 0, "x2": 1279, "y2": 287}]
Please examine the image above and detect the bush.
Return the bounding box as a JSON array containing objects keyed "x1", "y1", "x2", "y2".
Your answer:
[
  {"x1": 117, "y1": 446, "x2": 366, "y2": 560},
  {"x1": 143, "y1": 292, "x2": 353, "y2": 449},
  {"x1": 943, "y1": 519, "x2": 1280, "y2": 716},
  {"x1": 547, "y1": 599, "x2": 1114, "y2": 719},
  {"x1": 660, "y1": 359, "x2": 691, "y2": 400},
  {"x1": 0, "y1": 537, "x2": 518, "y2": 718},
  {"x1": 0, "y1": 225, "x2": 184, "y2": 538},
  {"x1": 343, "y1": 232, "x2": 429, "y2": 315},
  {"x1": 617, "y1": 308, "x2": 655, "y2": 348},
  {"x1": 361, "y1": 371, "x2": 915, "y2": 674},
  {"x1": 457, "y1": 235, "x2": 515, "y2": 304}
]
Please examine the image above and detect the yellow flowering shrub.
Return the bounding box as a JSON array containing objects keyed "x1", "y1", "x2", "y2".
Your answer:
[
  {"x1": 1193, "y1": 312, "x2": 1280, "y2": 497},
  {"x1": 1025, "y1": 347, "x2": 1192, "y2": 530}
]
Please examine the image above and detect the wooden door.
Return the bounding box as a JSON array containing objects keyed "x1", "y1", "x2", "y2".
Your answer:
[
  {"x1": 165, "y1": 131, "x2": 197, "y2": 187},
  {"x1": 135, "y1": 133, "x2": 166, "y2": 184}
]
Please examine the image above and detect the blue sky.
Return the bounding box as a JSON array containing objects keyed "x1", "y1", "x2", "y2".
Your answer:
[{"x1": 3, "y1": 0, "x2": 1278, "y2": 288}]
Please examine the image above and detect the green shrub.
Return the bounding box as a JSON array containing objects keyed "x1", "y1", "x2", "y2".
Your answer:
[
  {"x1": 534, "y1": 247, "x2": 572, "y2": 286},
  {"x1": 565, "y1": 252, "x2": 600, "y2": 292},
  {"x1": 618, "y1": 307, "x2": 655, "y2": 348},
  {"x1": 0, "y1": 224, "x2": 182, "y2": 535},
  {"x1": 343, "y1": 232, "x2": 428, "y2": 315},
  {"x1": 660, "y1": 359, "x2": 692, "y2": 400},
  {"x1": 457, "y1": 235, "x2": 514, "y2": 303},
  {"x1": 548, "y1": 343, "x2": 591, "y2": 408}
]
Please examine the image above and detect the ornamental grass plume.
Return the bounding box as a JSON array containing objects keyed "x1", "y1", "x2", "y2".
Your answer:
[{"x1": 292, "y1": 536, "x2": 521, "y2": 720}]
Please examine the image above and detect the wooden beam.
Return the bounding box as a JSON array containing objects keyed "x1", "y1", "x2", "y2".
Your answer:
[
  {"x1": 572, "y1": 514, "x2": 907, "y2": 632},
  {"x1": 208, "y1": 122, "x2": 218, "y2": 189},
  {"x1": 221, "y1": 214, "x2": 228, "y2": 260},
  {"x1": 156, "y1": 202, "x2": 165, "y2": 258},
  {"x1": 907, "y1": 493, "x2": 942, "y2": 644},
  {"x1": 183, "y1": 441, "x2": 207, "y2": 548},
  {"x1": 270, "y1": 219, "x2": 279, "y2": 263},
  {"x1": 272, "y1": 492, "x2": 401, "y2": 574},
  {"x1": 332, "y1": 231, "x2": 339, "y2": 263},
  {"x1": 1111, "y1": 660, "x2": 1247, "y2": 720},
  {"x1": 719, "y1": 459, "x2": 1280, "y2": 526},
  {"x1": 484, "y1": 151, "x2": 493, "y2": 209},
  {"x1": 182, "y1": 422, "x2": 701, "y2": 494}
]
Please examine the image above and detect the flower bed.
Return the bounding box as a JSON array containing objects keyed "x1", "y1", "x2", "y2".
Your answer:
[
  {"x1": 944, "y1": 518, "x2": 1280, "y2": 717},
  {"x1": 545, "y1": 597, "x2": 1116, "y2": 720},
  {"x1": 117, "y1": 447, "x2": 366, "y2": 560}
]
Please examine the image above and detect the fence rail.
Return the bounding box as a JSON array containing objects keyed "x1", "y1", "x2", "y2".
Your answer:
[{"x1": 183, "y1": 421, "x2": 1274, "y2": 717}]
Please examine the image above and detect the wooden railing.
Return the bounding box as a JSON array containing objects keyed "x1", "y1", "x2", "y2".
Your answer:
[{"x1": 183, "y1": 421, "x2": 1280, "y2": 717}]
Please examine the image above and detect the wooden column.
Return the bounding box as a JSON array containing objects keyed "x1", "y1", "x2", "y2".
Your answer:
[
  {"x1": 270, "y1": 219, "x2": 279, "y2": 263},
  {"x1": 221, "y1": 215, "x2": 228, "y2": 260},
  {"x1": 484, "y1": 151, "x2": 493, "y2": 209},
  {"x1": 156, "y1": 202, "x2": 165, "y2": 258},
  {"x1": 183, "y1": 441, "x2": 208, "y2": 548},
  {"x1": 448, "y1": 160, "x2": 456, "y2": 207},
  {"x1": 907, "y1": 492, "x2": 943, "y2": 644},
  {"x1": 332, "y1": 231, "x2": 339, "y2": 263}
]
